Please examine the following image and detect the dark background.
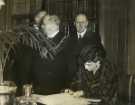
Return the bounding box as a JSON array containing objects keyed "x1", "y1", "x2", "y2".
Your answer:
[{"x1": 0, "y1": 0, "x2": 134, "y2": 75}]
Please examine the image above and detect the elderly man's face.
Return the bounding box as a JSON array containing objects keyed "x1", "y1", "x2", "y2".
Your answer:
[
  {"x1": 0, "y1": 0, "x2": 5, "y2": 10},
  {"x1": 42, "y1": 22, "x2": 59, "y2": 38},
  {"x1": 75, "y1": 15, "x2": 88, "y2": 33}
]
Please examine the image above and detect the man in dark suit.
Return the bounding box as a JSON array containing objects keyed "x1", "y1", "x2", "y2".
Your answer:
[
  {"x1": 67, "y1": 14, "x2": 105, "y2": 84},
  {"x1": 74, "y1": 14, "x2": 103, "y2": 49}
]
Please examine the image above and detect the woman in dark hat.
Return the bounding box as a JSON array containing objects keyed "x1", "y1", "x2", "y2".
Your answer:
[
  {"x1": 71, "y1": 45, "x2": 118, "y2": 105},
  {"x1": 29, "y1": 10, "x2": 47, "y2": 30}
]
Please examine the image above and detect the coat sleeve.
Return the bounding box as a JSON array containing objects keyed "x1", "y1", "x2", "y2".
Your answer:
[{"x1": 98, "y1": 60, "x2": 118, "y2": 104}]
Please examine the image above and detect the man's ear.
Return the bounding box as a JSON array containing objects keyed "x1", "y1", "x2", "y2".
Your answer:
[
  {"x1": 96, "y1": 60, "x2": 101, "y2": 69},
  {"x1": 57, "y1": 26, "x2": 60, "y2": 31},
  {"x1": 86, "y1": 21, "x2": 89, "y2": 27},
  {"x1": 74, "y1": 22, "x2": 76, "y2": 26}
]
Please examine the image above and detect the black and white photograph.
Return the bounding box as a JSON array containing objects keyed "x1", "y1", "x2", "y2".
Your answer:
[{"x1": 0, "y1": 0, "x2": 134, "y2": 105}]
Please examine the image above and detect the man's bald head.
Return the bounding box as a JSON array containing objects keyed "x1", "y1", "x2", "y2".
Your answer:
[
  {"x1": 75, "y1": 14, "x2": 88, "y2": 33},
  {"x1": 0, "y1": 0, "x2": 5, "y2": 10}
]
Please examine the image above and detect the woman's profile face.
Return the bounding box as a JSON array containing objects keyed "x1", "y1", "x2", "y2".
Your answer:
[
  {"x1": 84, "y1": 60, "x2": 101, "y2": 72},
  {"x1": 34, "y1": 11, "x2": 47, "y2": 24}
]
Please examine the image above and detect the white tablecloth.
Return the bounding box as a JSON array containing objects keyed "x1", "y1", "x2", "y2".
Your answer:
[{"x1": 32, "y1": 93, "x2": 101, "y2": 105}]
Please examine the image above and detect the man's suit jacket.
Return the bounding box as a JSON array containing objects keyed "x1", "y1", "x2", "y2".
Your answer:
[{"x1": 67, "y1": 27, "x2": 105, "y2": 83}]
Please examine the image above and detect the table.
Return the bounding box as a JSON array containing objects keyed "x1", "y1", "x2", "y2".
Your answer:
[{"x1": 32, "y1": 93, "x2": 101, "y2": 105}]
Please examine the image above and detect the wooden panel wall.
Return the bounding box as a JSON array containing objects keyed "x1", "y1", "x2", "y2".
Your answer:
[
  {"x1": 42, "y1": 0, "x2": 96, "y2": 22},
  {"x1": 0, "y1": 0, "x2": 97, "y2": 30},
  {"x1": 98, "y1": 0, "x2": 128, "y2": 74},
  {"x1": 98, "y1": 0, "x2": 135, "y2": 75},
  {"x1": 0, "y1": 0, "x2": 42, "y2": 31},
  {"x1": 128, "y1": 0, "x2": 135, "y2": 74},
  {"x1": 0, "y1": 0, "x2": 13, "y2": 31}
]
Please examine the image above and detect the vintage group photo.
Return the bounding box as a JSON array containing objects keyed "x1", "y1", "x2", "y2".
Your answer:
[{"x1": 0, "y1": 0, "x2": 134, "y2": 105}]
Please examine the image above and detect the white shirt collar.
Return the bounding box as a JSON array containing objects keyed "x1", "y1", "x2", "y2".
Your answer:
[
  {"x1": 33, "y1": 24, "x2": 39, "y2": 30},
  {"x1": 47, "y1": 30, "x2": 59, "y2": 38},
  {"x1": 77, "y1": 29, "x2": 87, "y2": 38}
]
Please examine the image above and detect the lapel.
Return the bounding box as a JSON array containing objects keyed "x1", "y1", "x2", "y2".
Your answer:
[{"x1": 82, "y1": 28, "x2": 92, "y2": 39}]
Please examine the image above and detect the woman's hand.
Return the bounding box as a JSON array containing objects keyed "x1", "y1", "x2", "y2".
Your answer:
[
  {"x1": 64, "y1": 89, "x2": 84, "y2": 97},
  {"x1": 73, "y1": 90, "x2": 84, "y2": 97}
]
